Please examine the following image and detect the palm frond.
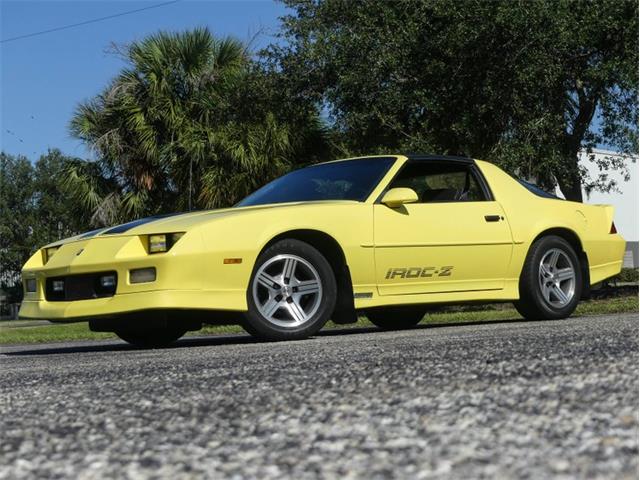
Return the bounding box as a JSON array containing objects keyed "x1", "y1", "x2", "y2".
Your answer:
[{"x1": 69, "y1": 27, "x2": 329, "y2": 217}]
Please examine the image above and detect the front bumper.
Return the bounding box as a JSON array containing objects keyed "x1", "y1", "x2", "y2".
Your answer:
[
  {"x1": 18, "y1": 233, "x2": 248, "y2": 321},
  {"x1": 19, "y1": 289, "x2": 246, "y2": 321}
]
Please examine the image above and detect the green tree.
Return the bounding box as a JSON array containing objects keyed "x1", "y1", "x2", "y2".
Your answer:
[
  {"x1": 69, "y1": 27, "x2": 329, "y2": 225},
  {"x1": 0, "y1": 150, "x2": 91, "y2": 301},
  {"x1": 31, "y1": 150, "x2": 92, "y2": 245},
  {"x1": 0, "y1": 153, "x2": 35, "y2": 289},
  {"x1": 269, "y1": 0, "x2": 638, "y2": 201}
]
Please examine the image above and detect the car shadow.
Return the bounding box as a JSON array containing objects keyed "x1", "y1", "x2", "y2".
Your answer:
[
  {"x1": 320, "y1": 317, "x2": 534, "y2": 336},
  {"x1": 1, "y1": 333, "x2": 260, "y2": 356},
  {"x1": 2, "y1": 316, "x2": 535, "y2": 357}
]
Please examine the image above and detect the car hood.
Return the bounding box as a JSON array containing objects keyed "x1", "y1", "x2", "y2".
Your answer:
[{"x1": 45, "y1": 200, "x2": 359, "y2": 247}]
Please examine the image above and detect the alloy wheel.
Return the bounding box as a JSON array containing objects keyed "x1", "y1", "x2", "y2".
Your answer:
[
  {"x1": 252, "y1": 254, "x2": 323, "y2": 328},
  {"x1": 538, "y1": 248, "x2": 576, "y2": 308}
]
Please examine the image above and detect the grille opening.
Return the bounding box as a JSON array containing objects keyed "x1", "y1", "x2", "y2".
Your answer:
[{"x1": 45, "y1": 272, "x2": 117, "y2": 301}]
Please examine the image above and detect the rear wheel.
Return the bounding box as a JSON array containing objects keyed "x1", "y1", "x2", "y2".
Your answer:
[
  {"x1": 514, "y1": 235, "x2": 582, "y2": 320},
  {"x1": 115, "y1": 325, "x2": 187, "y2": 348},
  {"x1": 366, "y1": 306, "x2": 425, "y2": 330},
  {"x1": 243, "y1": 239, "x2": 337, "y2": 341}
]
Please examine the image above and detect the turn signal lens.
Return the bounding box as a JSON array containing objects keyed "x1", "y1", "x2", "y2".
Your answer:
[
  {"x1": 43, "y1": 246, "x2": 60, "y2": 264},
  {"x1": 130, "y1": 267, "x2": 156, "y2": 284},
  {"x1": 610, "y1": 222, "x2": 617, "y2": 234},
  {"x1": 147, "y1": 232, "x2": 185, "y2": 254}
]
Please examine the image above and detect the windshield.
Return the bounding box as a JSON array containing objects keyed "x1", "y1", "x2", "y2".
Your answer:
[{"x1": 237, "y1": 157, "x2": 396, "y2": 207}]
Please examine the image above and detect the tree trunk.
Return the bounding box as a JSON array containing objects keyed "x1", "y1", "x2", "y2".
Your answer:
[
  {"x1": 557, "y1": 82, "x2": 600, "y2": 203},
  {"x1": 556, "y1": 158, "x2": 584, "y2": 202}
]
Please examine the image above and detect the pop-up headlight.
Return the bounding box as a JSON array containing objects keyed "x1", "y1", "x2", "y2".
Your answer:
[
  {"x1": 43, "y1": 246, "x2": 60, "y2": 264},
  {"x1": 149, "y1": 234, "x2": 168, "y2": 253},
  {"x1": 147, "y1": 233, "x2": 184, "y2": 254}
]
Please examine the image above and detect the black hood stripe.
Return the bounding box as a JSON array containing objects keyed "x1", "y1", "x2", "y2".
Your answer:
[
  {"x1": 79, "y1": 227, "x2": 108, "y2": 239},
  {"x1": 101, "y1": 213, "x2": 182, "y2": 235}
]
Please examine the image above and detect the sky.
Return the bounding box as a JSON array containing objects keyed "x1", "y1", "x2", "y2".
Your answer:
[{"x1": 0, "y1": 0, "x2": 289, "y2": 160}]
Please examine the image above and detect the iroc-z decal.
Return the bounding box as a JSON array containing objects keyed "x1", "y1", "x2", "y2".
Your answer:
[{"x1": 385, "y1": 266, "x2": 454, "y2": 279}]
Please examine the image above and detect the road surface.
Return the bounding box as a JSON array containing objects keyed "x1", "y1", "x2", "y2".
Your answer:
[{"x1": 1, "y1": 313, "x2": 638, "y2": 479}]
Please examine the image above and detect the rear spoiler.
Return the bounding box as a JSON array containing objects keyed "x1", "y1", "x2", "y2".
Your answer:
[{"x1": 592, "y1": 204, "x2": 617, "y2": 234}]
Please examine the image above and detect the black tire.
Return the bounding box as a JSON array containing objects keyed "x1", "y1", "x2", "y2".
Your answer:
[
  {"x1": 115, "y1": 326, "x2": 186, "y2": 348},
  {"x1": 514, "y1": 235, "x2": 582, "y2": 320},
  {"x1": 366, "y1": 306, "x2": 425, "y2": 330},
  {"x1": 243, "y1": 239, "x2": 337, "y2": 341}
]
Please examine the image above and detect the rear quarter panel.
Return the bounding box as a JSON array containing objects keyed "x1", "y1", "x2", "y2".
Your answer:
[{"x1": 476, "y1": 160, "x2": 624, "y2": 286}]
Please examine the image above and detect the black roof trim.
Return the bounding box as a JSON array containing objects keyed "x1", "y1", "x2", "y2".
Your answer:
[{"x1": 402, "y1": 154, "x2": 474, "y2": 164}]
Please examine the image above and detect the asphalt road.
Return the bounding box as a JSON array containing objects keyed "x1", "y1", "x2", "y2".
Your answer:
[{"x1": 1, "y1": 313, "x2": 638, "y2": 479}]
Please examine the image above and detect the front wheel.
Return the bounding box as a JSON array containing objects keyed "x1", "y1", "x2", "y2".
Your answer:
[
  {"x1": 514, "y1": 235, "x2": 582, "y2": 320},
  {"x1": 366, "y1": 306, "x2": 425, "y2": 330},
  {"x1": 243, "y1": 239, "x2": 337, "y2": 341}
]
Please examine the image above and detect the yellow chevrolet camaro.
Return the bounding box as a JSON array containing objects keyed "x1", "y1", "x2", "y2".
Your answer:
[{"x1": 20, "y1": 155, "x2": 625, "y2": 346}]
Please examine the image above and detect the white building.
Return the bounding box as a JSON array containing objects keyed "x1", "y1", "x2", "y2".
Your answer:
[{"x1": 557, "y1": 149, "x2": 638, "y2": 268}]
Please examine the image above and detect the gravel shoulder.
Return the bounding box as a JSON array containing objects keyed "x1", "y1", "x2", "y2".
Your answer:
[{"x1": 1, "y1": 313, "x2": 638, "y2": 479}]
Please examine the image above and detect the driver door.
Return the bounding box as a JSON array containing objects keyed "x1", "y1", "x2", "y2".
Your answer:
[{"x1": 374, "y1": 160, "x2": 513, "y2": 296}]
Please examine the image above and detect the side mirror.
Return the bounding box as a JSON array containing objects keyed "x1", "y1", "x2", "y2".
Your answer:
[{"x1": 381, "y1": 187, "x2": 418, "y2": 208}]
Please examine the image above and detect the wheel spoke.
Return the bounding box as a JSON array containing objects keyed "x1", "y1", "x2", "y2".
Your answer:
[
  {"x1": 556, "y1": 267, "x2": 574, "y2": 282},
  {"x1": 296, "y1": 279, "x2": 320, "y2": 294},
  {"x1": 261, "y1": 297, "x2": 281, "y2": 318},
  {"x1": 286, "y1": 300, "x2": 307, "y2": 324},
  {"x1": 282, "y1": 258, "x2": 297, "y2": 284},
  {"x1": 257, "y1": 272, "x2": 280, "y2": 291},
  {"x1": 540, "y1": 263, "x2": 552, "y2": 277},
  {"x1": 548, "y1": 250, "x2": 561, "y2": 269},
  {"x1": 551, "y1": 284, "x2": 569, "y2": 304}
]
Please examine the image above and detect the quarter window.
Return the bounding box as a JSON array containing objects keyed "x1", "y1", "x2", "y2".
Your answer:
[{"x1": 388, "y1": 161, "x2": 488, "y2": 203}]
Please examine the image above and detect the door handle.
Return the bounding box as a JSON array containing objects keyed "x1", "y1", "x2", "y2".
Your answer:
[{"x1": 484, "y1": 215, "x2": 502, "y2": 222}]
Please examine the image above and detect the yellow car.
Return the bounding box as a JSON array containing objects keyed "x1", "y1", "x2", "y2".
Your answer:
[{"x1": 19, "y1": 155, "x2": 625, "y2": 346}]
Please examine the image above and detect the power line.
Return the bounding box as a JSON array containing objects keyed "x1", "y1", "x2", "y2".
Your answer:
[{"x1": 1, "y1": 0, "x2": 181, "y2": 44}]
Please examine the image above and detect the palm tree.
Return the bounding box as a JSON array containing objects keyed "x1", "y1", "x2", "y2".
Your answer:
[{"x1": 69, "y1": 27, "x2": 315, "y2": 225}]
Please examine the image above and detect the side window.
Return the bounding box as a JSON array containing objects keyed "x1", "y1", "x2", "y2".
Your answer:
[{"x1": 389, "y1": 162, "x2": 487, "y2": 203}]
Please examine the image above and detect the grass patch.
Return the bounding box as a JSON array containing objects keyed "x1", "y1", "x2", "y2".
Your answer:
[
  {"x1": 612, "y1": 268, "x2": 639, "y2": 283},
  {"x1": 1, "y1": 294, "x2": 637, "y2": 346},
  {"x1": 0, "y1": 322, "x2": 114, "y2": 345}
]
